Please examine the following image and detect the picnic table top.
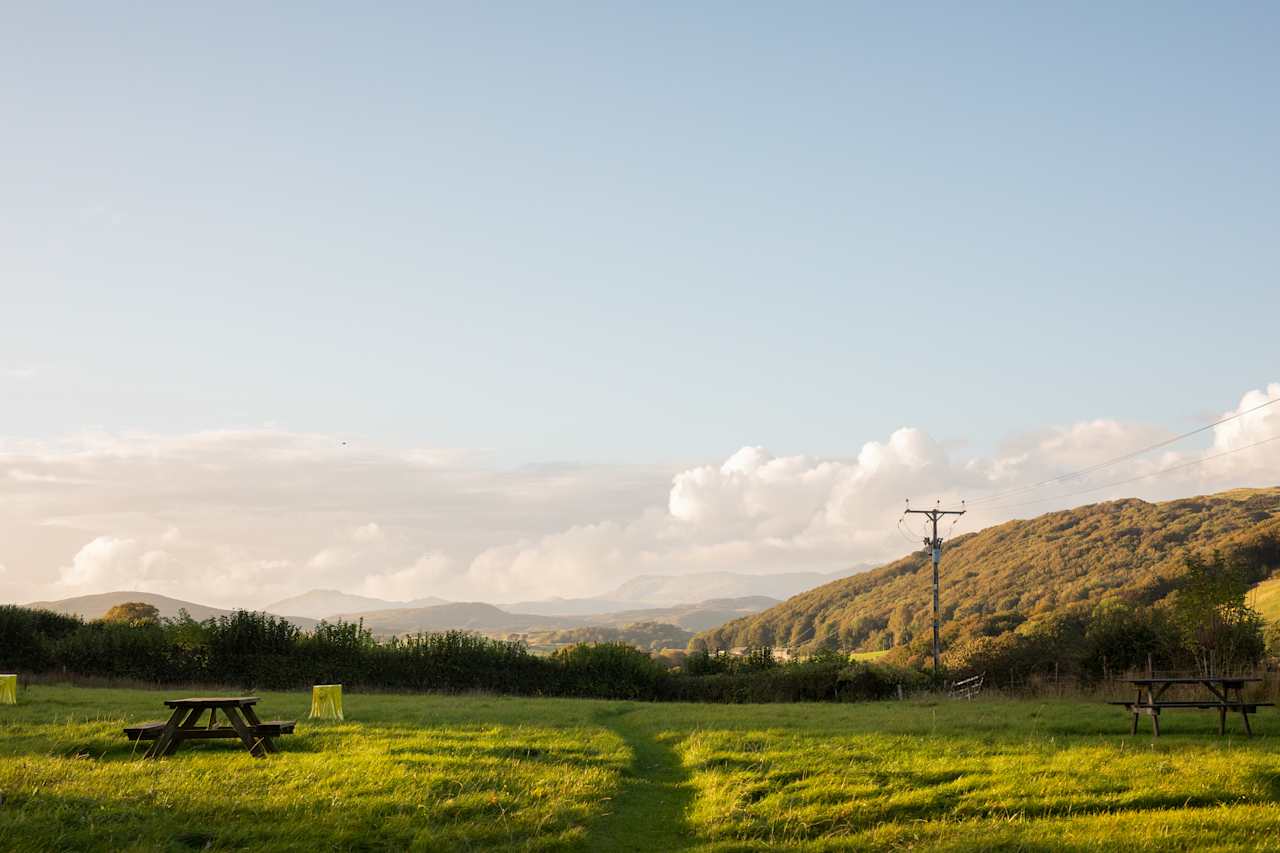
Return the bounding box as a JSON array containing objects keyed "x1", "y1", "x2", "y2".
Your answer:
[
  {"x1": 163, "y1": 696, "x2": 259, "y2": 708},
  {"x1": 1123, "y1": 676, "x2": 1261, "y2": 685}
]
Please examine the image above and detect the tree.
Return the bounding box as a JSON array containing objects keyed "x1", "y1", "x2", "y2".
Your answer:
[
  {"x1": 102, "y1": 602, "x2": 161, "y2": 626},
  {"x1": 1169, "y1": 552, "x2": 1265, "y2": 674}
]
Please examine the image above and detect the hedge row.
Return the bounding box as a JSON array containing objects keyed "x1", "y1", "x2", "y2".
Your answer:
[{"x1": 0, "y1": 606, "x2": 920, "y2": 703}]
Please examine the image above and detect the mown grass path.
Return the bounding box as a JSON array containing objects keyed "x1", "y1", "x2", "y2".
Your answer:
[{"x1": 587, "y1": 704, "x2": 694, "y2": 851}]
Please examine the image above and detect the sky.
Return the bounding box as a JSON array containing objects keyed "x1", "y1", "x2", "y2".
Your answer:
[{"x1": 2, "y1": 4, "x2": 1278, "y2": 607}]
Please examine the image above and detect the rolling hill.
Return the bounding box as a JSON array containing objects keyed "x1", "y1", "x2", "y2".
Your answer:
[
  {"x1": 21, "y1": 591, "x2": 318, "y2": 630},
  {"x1": 694, "y1": 487, "x2": 1280, "y2": 654},
  {"x1": 1250, "y1": 573, "x2": 1280, "y2": 623},
  {"x1": 265, "y1": 589, "x2": 449, "y2": 619},
  {"x1": 333, "y1": 602, "x2": 581, "y2": 635},
  {"x1": 334, "y1": 595, "x2": 780, "y2": 638},
  {"x1": 582, "y1": 596, "x2": 780, "y2": 632},
  {"x1": 603, "y1": 570, "x2": 862, "y2": 605}
]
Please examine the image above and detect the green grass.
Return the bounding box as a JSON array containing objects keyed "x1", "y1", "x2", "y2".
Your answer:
[
  {"x1": 848, "y1": 649, "x2": 890, "y2": 662},
  {"x1": 4, "y1": 686, "x2": 1280, "y2": 850},
  {"x1": 1251, "y1": 574, "x2": 1280, "y2": 624}
]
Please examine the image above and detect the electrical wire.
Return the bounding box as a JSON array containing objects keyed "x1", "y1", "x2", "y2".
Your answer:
[
  {"x1": 942, "y1": 512, "x2": 964, "y2": 541},
  {"x1": 978, "y1": 432, "x2": 1280, "y2": 512},
  {"x1": 965, "y1": 395, "x2": 1280, "y2": 507}
]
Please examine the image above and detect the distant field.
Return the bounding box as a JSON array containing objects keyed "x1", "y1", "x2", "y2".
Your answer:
[
  {"x1": 4, "y1": 686, "x2": 1280, "y2": 850},
  {"x1": 1251, "y1": 574, "x2": 1280, "y2": 623},
  {"x1": 847, "y1": 649, "x2": 889, "y2": 662}
]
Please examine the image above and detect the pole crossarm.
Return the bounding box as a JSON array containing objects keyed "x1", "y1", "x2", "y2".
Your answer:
[{"x1": 903, "y1": 503, "x2": 965, "y2": 683}]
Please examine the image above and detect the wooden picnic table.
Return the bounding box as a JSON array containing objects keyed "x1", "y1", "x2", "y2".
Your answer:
[
  {"x1": 124, "y1": 696, "x2": 295, "y2": 758},
  {"x1": 1109, "y1": 676, "x2": 1273, "y2": 737}
]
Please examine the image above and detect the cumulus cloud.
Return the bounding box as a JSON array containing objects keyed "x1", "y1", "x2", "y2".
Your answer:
[
  {"x1": 463, "y1": 386, "x2": 1280, "y2": 599},
  {"x1": 0, "y1": 428, "x2": 674, "y2": 606},
  {"x1": 2, "y1": 385, "x2": 1279, "y2": 606},
  {"x1": 361, "y1": 553, "x2": 455, "y2": 601}
]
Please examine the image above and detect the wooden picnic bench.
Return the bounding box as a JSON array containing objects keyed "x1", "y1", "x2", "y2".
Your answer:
[
  {"x1": 1108, "y1": 676, "x2": 1274, "y2": 737},
  {"x1": 124, "y1": 696, "x2": 295, "y2": 758}
]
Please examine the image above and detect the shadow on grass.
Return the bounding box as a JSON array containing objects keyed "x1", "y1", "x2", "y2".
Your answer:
[{"x1": 584, "y1": 705, "x2": 695, "y2": 852}]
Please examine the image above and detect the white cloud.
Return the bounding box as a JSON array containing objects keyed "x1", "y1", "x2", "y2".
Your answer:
[
  {"x1": 60, "y1": 536, "x2": 143, "y2": 588},
  {"x1": 3, "y1": 385, "x2": 1279, "y2": 607},
  {"x1": 361, "y1": 553, "x2": 455, "y2": 601}
]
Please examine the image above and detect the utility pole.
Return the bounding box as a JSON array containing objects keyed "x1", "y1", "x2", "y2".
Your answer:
[{"x1": 904, "y1": 500, "x2": 965, "y2": 683}]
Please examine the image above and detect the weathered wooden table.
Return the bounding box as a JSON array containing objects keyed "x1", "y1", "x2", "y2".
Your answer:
[
  {"x1": 124, "y1": 696, "x2": 295, "y2": 758},
  {"x1": 1109, "y1": 676, "x2": 1273, "y2": 737}
]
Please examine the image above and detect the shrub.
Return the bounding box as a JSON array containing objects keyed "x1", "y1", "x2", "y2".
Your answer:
[{"x1": 552, "y1": 642, "x2": 669, "y2": 699}]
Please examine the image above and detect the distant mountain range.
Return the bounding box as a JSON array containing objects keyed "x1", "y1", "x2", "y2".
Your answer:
[
  {"x1": 598, "y1": 569, "x2": 863, "y2": 605},
  {"x1": 333, "y1": 595, "x2": 783, "y2": 636},
  {"x1": 18, "y1": 568, "x2": 863, "y2": 642},
  {"x1": 580, "y1": 596, "x2": 781, "y2": 633},
  {"x1": 330, "y1": 602, "x2": 582, "y2": 634},
  {"x1": 18, "y1": 590, "x2": 782, "y2": 642},
  {"x1": 264, "y1": 589, "x2": 449, "y2": 619},
  {"x1": 20, "y1": 591, "x2": 318, "y2": 630}
]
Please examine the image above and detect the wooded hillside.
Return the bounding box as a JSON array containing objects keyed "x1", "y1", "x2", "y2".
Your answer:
[{"x1": 693, "y1": 488, "x2": 1280, "y2": 654}]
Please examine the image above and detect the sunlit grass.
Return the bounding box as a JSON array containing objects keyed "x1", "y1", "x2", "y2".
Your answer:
[
  {"x1": 0, "y1": 687, "x2": 626, "y2": 851},
  {"x1": 1250, "y1": 574, "x2": 1280, "y2": 623},
  {"x1": 847, "y1": 649, "x2": 890, "y2": 662},
  {"x1": 3, "y1": 687, "x2": 1280, "y2": 850}
]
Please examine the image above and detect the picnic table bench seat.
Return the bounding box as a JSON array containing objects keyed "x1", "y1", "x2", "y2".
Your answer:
[
  {"x1": 125, "y1": 719, "x2": 297, "y2": 740},
  {"x1": 124, "y1": 721, "x2": 168, "y2": 741},
  {"x1": 252, "y1": 720, "x2": 297, "y2": 736}
]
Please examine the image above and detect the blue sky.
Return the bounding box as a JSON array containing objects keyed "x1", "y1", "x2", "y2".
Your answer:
[
  {"x1": 4, "y1": 3, "x2": 1277, "y2": 464},
  {"x1": 3, "y1": 4, "x2": 1280, "y2": 605}
]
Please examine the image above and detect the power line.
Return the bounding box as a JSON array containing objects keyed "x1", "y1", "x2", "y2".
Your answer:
[
  {"x1": 966, "y1": 395, "x2": 1280, "y2": 507},
  {"x1": 896, "y1": 517, "x2": 919, "y2": 546},
  {"x1": 979, "y1": 432, "x2": 1280, "y2": 512}
]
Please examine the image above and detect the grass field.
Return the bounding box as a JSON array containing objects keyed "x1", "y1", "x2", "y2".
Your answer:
[
  {"x1": 847, "y1": 649, "x2": 890, "y2": 662},
  {"x1": 4, "y1": 685, "x2": 1280, "y2": 851},
  {"x1": 1251, "y1": 574, "x2": 1280, "y2": 624}
]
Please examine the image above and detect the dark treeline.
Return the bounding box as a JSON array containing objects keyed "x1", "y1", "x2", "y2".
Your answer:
[{"x1": 0, "y1": 605, "x2": 918, "y2": 703}]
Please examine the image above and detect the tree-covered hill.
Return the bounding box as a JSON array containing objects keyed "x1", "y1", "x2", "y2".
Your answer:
[{"x1": 692, "y1": 487, "x2": 1280, "y2": 655}]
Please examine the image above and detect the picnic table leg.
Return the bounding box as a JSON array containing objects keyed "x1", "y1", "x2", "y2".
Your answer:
[
  {"x1": 222, "y1": 706, "x2": 270, "y2": 757},
  {"x1": 162, "y1": 707, "x2": 205, "y2": 756},
  {"x1": 1219, "y1": 706, "x2": 1227, "y2": 735},
  {"x1": 1151, "y1": 709, "x2": 1160, "y2": 738},
  {"x1": 1235, "y1": 686, "x2": 1253, "y2": 738},
  {"x1": 239, "y1": 704, "x2": 278, "y2": 754},
  {"x1": 147, "y1": 706, "x2": 188, "y2": 759},
  {"x1": 1130, "y1": 710, "x2": 1138, "y2": 735}
]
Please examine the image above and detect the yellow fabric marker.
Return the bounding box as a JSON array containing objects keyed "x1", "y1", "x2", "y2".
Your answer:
[
  {"x1": 310, "y1": 684, "x2": 343, "y2": 720},
  {"x1": 0, "y1": 674, "x2": 16, "y2": 705}
]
